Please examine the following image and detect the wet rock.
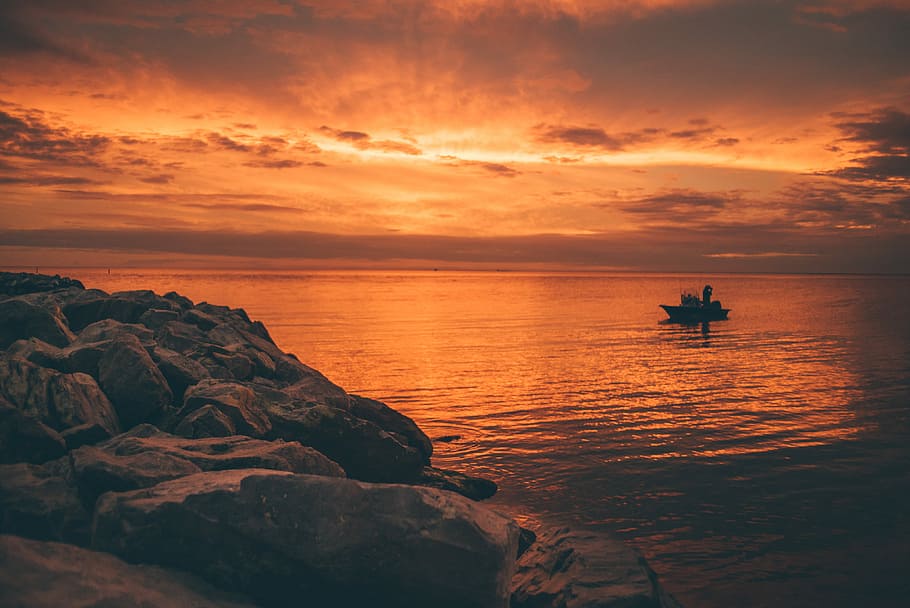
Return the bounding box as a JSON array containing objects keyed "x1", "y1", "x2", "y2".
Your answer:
[
  {"x1": 350, "y1": 394, "x2": 432, "y2": 460},
  {"x1": 60, "y1": 422, "x2": 114, "y2": 450},
  {"x1": 0, "y1": 535, "x2": 257, "y2": 608},
  {"x1": 93, "y1": 470, "x2": 519, "y2": 608},
  {"x1": 174, "y1": 404, "x2": 236, "y2": 438},
  {"x1": 265, "y1": 402, "x2": 423, "y2": 482},
  {"x1": 76, "y1": 318, "x2": 155, "y2": 347},
  {"x1": 153, "y1": 346, "x2": 210, "y2": 401},
  {"x1": 0, "y1": 355, "x2": 120, "y2": 436},
  {"x1": 417, "y1": 466, "x2": 498, "y2": 501},
  {"x1": 0, "y1": 461, "x2": 89, "y2": 544},
  {"x1": 0, "y1": 271, "x2": 84, "y2": 296},
  {"x1": 70, "y1": 445, "x2": 202, "y2": 505},
  {"x1": 101, "y1": 424, "x2": 344, "y2": 477},
  {"x1": 98, "y1": 334, "x2": 174, "y2": 428},
  {"x1": 180, "y1": 379, "x2": 271, "y2": 437},
  {"x1": 0, "y1": 399, "x2": 66, "y2": 464},
  {"x1": 139, "y1": 307, "x2": 180, "y2": 330},
  {"x1": 511, "y1": 527, "x2": 682, "y2": 608},
  {"x1": 0, "y1": 298, "x2": 75, "y2": 349}
]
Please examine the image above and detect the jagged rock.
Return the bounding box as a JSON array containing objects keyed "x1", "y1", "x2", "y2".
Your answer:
[
  {"x1": 93, "y1": 470, "x2": 519, "y2": 608},
  {"x1": 0, "y1": 535, "x2": 257, "y2": 608},
  {"x1": 164, "y1": 290, "x2": 194, "y2": 309},
  {"x1": 174, "y1": 404, "x2": 236, "y2": 438},
  {"x1": 180, "y1": 379, "x2": 271, "y2": 436},
  {"x1": 182, "y1": 308, "x2": 221, "y2": 330},
  {"x1": 5, "y1": 338, "x2": 66, "y2": 370},
  {"x1": 212, "y1": 351, "x2": 254, "y2": 380},
  {"x1": 0, "y1": 399, "x2": 66, "y2": 464},
  {"x1": 139, "y1": 308, "x2": 180, "y2": 329},
  {"x1": 59, "y1": 340, "x2": 107, "y2": 376},
  {"x1": 0, "y1": 298, "x2": 75, "y2": 349},
  {"x1": 0, "y1": 355, "x2": 120, "y2": 436},
  {"x1": 156, "y1": 320, "x2": 210, "y2": 354},
  {"x1": 61, "y1": 289, "x2": 149, "y2": 331},
  {"x1": 511, "y1": 527, "x2": 682, "y2": 608},
  {"x1": 265, "y1": 402, "x2": 423, "y2": 482},
  {"x1": 417, "y1": 466, "x2": 498, "y2": 501},
  {"x1": 153, "y1": 346, "x2": 210, "y2": 401},
  {"x1": 100, "y1": 424, "x2": 344, "y2": 478},
  {"x1": 70, "y1": 445, "x2": 203, "y2": 505},
  {"x1": 0, "y1": 461, "x2": 89, "y2": 544},
  {"x1": 60, "y1": 422, "x2": 114, "y2": 450},
  {"x1": 76, "y1": 318, "x2": 155, "y2": 347},
  {"x1": 0, "y1": 272, "x2": 84, "y2": 296},
  {"x1": 98, "y1": 334, "x2": 173, "y2": 428},
  {"x1": 350, "y1": 394, "x2": 432, "y2": 460}
]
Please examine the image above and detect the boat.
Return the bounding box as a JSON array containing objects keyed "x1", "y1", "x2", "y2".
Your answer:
[{"x1": 660, "y1": 285, "x2": 730, "y2": 322}]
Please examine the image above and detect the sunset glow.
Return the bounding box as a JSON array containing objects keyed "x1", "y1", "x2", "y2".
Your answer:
[{"x1": 2, "y1": 1, "x2": 908, "y2": 272}]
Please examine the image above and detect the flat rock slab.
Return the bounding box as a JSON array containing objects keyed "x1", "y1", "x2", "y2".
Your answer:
[
  {"x1": 0, "y1": 534, "x2": 256, "y2": 608},
  {"x1": 93, "y1": 469, "x2": 519, "y2": 608},
  {"x1": 512, "y1": 526, "x2": 682, "y2": 608}
]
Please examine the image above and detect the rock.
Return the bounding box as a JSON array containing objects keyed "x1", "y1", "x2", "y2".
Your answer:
[
  {"x1": 60, "y1": 340, "x2": 108, "y2": 376},
  {"x1": 174, "y1": 404, "x2": 236, "y2": 438},
  {"x1": 5, "y1": 338, "x2": 66, "y2": 371},
  {"x1": 93, "y1": 470, "x2": 519, "y2": 608},
  {"x1": 211, "y1": 351, "x2": 254, "y2": 380},
  {"x1": 182, "y1": 308, "x2": 221, "y2": 331},
  {"x1": 70, "y1": 445, "x2": 202, "y2": 505},
  {"x1": 350, "y1": 394, "x2": 432, "y2": 461},
  {"x1": 180, "y1": 379, "x2": 271, "y2": 437},
  {"x1": 265, "y1": 402, "x2": 424, "y2": 482},
  {"x1": 0, "y1": 462, "x2": 89, "y2": 544},
  {"x1": 417, "y1": 466, "x2": 498, "y2": 500},
  {"x1": 60, "y1": 422, "x2": 114, "y2": 450},
  {"x1": 139, "y1": 307, "x2": 180, "y2": 329},
  {"x1": 98, "y1": 334, "x2": 174, "y2": 428},
  {"x1": 0, "y1": 399, "x2": 66, "y2": 464},
  {"x1": 511, "y1": 527, "x2": 682, "y2": 608},
  {"x1": 153, "y1": 346, "x2": 210, "y2": 401},
  {"x1": 76, "y1": 318, "x2": 155, "y2": 347},
  {"x1": 0, "y1": 355, "x2": 120, "y2": 437},
  {"x1": 156, "y1": 320, "x2": 210, "y2": 354},
  {"x1": 164, "y1": 290, "x2": 194, "y2": 309},
  {"x1": 61, "y1": 289, "x2": 149, "y2": 332},
  {"x1": 0, "y1": 298, "x2": 75, "y2": 349},
  {"x1": 0, "y1": 271, "x2": 84, "y2": 296},
  {"x1": 101, "y1": 424, "x2": 344, "y2": 478},
  {"x1": 0, "y1": 535, "x2": 257, "y2": 608}
]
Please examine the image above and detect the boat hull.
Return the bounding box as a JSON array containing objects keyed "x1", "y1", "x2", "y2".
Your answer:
[{"x1": 660, "y1": 304, "x2": 730, "y2": 322}]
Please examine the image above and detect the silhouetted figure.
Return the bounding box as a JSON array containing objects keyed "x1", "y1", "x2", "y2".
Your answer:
[{"x1": 702, "y1": 284, "x2": 713, "y2": 306}]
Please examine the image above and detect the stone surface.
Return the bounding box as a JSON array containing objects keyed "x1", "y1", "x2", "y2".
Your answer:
[
  {"x1": 0, "y1": 355, "x2": 120, "y2": 436},
  {"x1": 511, "y1": 527, "x2": 682, "y2": 608},
  {"x1": 174, "y1": 404, "x2": 236, "y2": 438},
  {"x1": 5, "y1": 338, "x2": 66, "y2": 371},
  {"x1": 0, "y1": 534, "x2": 257, "y2": 608},
  {"x1": 60, "y1": 421, "x2": 114, "y2": 450},
  {"x1": 0, "y1": 272, "x2": 83, "y2": 296},
  {"x1": 350, "y1": 394, "x2": 433, "y2": 461},
  {"x1": 181, "y1": 379, "x2": 271, "y2": 436},
  {"x1": 0, "y1": 399, "x2": 66, "y2": 464},
  {"x1": 0, "y1": 462, "x2": 89, "y2": 544},
  {"x1": 139, "y1": 307, "x2": 181, "y2": 329},
  {"x1": 98, "y1": 334, "x2": 174, "y2": 428},
  {"x1": 93, "y1": 470, "x2": 519, "y2": 608},
  {"x1": 153, "y1": 346, "x2": 210, "y2": 401},
  {"x1": 0, "y1": 297, "x2": 75, "y2": 349},
  {"x1": 100, "y1": 424, "x2": 345, "y2": 477},
  {"x1": 418, "y1": 465, "x2": 498, "y2": 501},
  {"x1": 265, "y1": 402, "x2": 424, "y2": 482},
  {"x1": 76, "y1": 318, "x2": 156, "y2": 347},
  {"x1": 61, "y1": 290, "x2": 151, "y2": 331}
]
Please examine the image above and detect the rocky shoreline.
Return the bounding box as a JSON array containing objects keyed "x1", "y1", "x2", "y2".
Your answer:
[{"x1": 1, "y1": 271, "x2": 680, "y2": 607}]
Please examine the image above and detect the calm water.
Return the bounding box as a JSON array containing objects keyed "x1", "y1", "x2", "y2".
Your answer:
[{"x1": 55, "y1": 270, "x2": 910, "y2": 607}]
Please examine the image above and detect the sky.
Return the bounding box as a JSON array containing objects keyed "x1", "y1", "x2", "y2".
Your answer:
[{"x1": 1, "y1": 0, "x2": 909, "y2": 272}]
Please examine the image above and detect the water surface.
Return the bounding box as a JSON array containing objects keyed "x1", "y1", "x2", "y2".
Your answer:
[{"x1": 61, "y1": 269, "x2": 910, "y2": 607}]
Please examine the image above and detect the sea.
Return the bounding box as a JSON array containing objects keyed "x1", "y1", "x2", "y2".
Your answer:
[{"x1": 49, "y1": 269, "x2": 910, "y2": 608}]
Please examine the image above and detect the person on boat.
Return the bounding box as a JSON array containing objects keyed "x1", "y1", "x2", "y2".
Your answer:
[{"x1": 702, "y1": 284, "x2": 713, "y2": 306}]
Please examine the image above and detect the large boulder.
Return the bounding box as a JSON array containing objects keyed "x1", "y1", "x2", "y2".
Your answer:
[
  {"x1": 76, "y1": 318, "x2": 155, "y2": 347},
  {"x1": 93, "y1": 470, "x2": 520, "y2": 608},
  {"x1": 0, "y1": 355, "x2": 120, "y2": 436},
  {"x1": 61, "y1": 289, "x2": 179, "y2": 332},
  {"x1": 350, "y1": 394, "x2": 432, "y2": 461},
  {"x1": 0, "y1": 272, "x2": 83, "y2": 296},
  {"x1": 265, "y1": 402, "x2": 424, "y2": 482},
  {"x1": 418, "y1": 465, "x2": 498, "y2": 501},
  {"x1": 98, "y1": 334, "x2": 173, "y2": 428},
  {"x1": 180, "y1": 379, "x2": 271, "y2": 436},
  {"x1": 0, "y1": 535, "x2": 257, "y2": 608},
  {"x1": 5, "y1": 338, "x2": 66, "y2": 371},
  {"x1": 153, "y1": 346, "x2": 210, "y2": 401},
  {"x1": 0, "y1": 399, "x2": 66, "y2": 464},
  {"x1": 99, "y1": 424, "x2": 344, "y2": 477},
  {"x1": 0, "y1": 297, "x2": 75, "y2": 349},
  {"x1": 0, "y1": 461, "x2": 89, "y2": 544},
  {"x1": 174, "y1": 404, "x2": 236, "y2": 438},
  {"x1": 511, "y1": 527, "x2": 682, "y2": 608}
]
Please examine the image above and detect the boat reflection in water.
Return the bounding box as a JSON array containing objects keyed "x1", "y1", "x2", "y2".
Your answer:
[{"x1": 660, "y1": 284, "x2": 730, "y2": 322}]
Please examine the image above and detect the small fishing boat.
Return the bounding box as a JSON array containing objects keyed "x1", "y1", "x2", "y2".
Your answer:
[{"x1": 660, "y1": 285, "x2": 730, "y2": 322}]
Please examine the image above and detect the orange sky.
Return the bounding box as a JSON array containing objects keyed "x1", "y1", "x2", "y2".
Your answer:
[{"x1": 1, "y1": 0, "x2": 909, "y2": 272}]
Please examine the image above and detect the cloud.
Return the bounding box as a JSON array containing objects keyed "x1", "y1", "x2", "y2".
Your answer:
[
  {"x1": 0, "y1": 106, "x2": 110, "y2": 165},
  {"x1": 438, "y1": 155, "x2": 521, "y2": 177},
  {"x1": 827, "y1": 108, "x2": 910, "y2": 182},
  {"x1": 180, "y1": 202, "x2": 303, "y2": 214},
  {"x1": 616, "y1": 188, "x2": 736, "y2": 220},
  {"x1": 318, "y1": 126, "x2": 422, "y2": 155},
  {"x1": 242, "y1": 159, "x2": 304, "y2": 169}
]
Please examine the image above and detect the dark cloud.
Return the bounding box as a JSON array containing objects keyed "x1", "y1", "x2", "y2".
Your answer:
[
  {"x1": 617, "y1": 189, "x2": 736, "y2": 220},
  {"x1": 535, "y1": 125, "x2": 624, "y2": 150},
  {"x1": 714, "y1": 137, "x2": 739, "y2": 147},
  {"x1": 243, "y1": 159, "x2": 304, "y2": 169},
  {"x1": 0, "y1": 174, "x2": 99, "y2": 187},
  {"x1": 669, "y1": 127, "x2": 716, "y2": 139},
  {"x1": 206, "y1": 132, "x2": 250, "y2": 152},
  {"x1": 139, "y1": 174, "x2": 174, "y2": 184},
  {"x1": 0, "y1": 106, "x2": 110, "y2": 165},
  {"x1": 438, "y1": 155, "x2": 520, "y2": 177},
  {"x1": 180, "y1": 202, "x2": 303, "y2": 214},
  {"x1": 0, "y1": 14, "x2": 87, "y2": 61},
  {"x1": 319, "y1": 126, "x2": 422, "y2": 155},
  {"x1": 828, "y1": 108, "x2": 910, "y2": 182}
]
